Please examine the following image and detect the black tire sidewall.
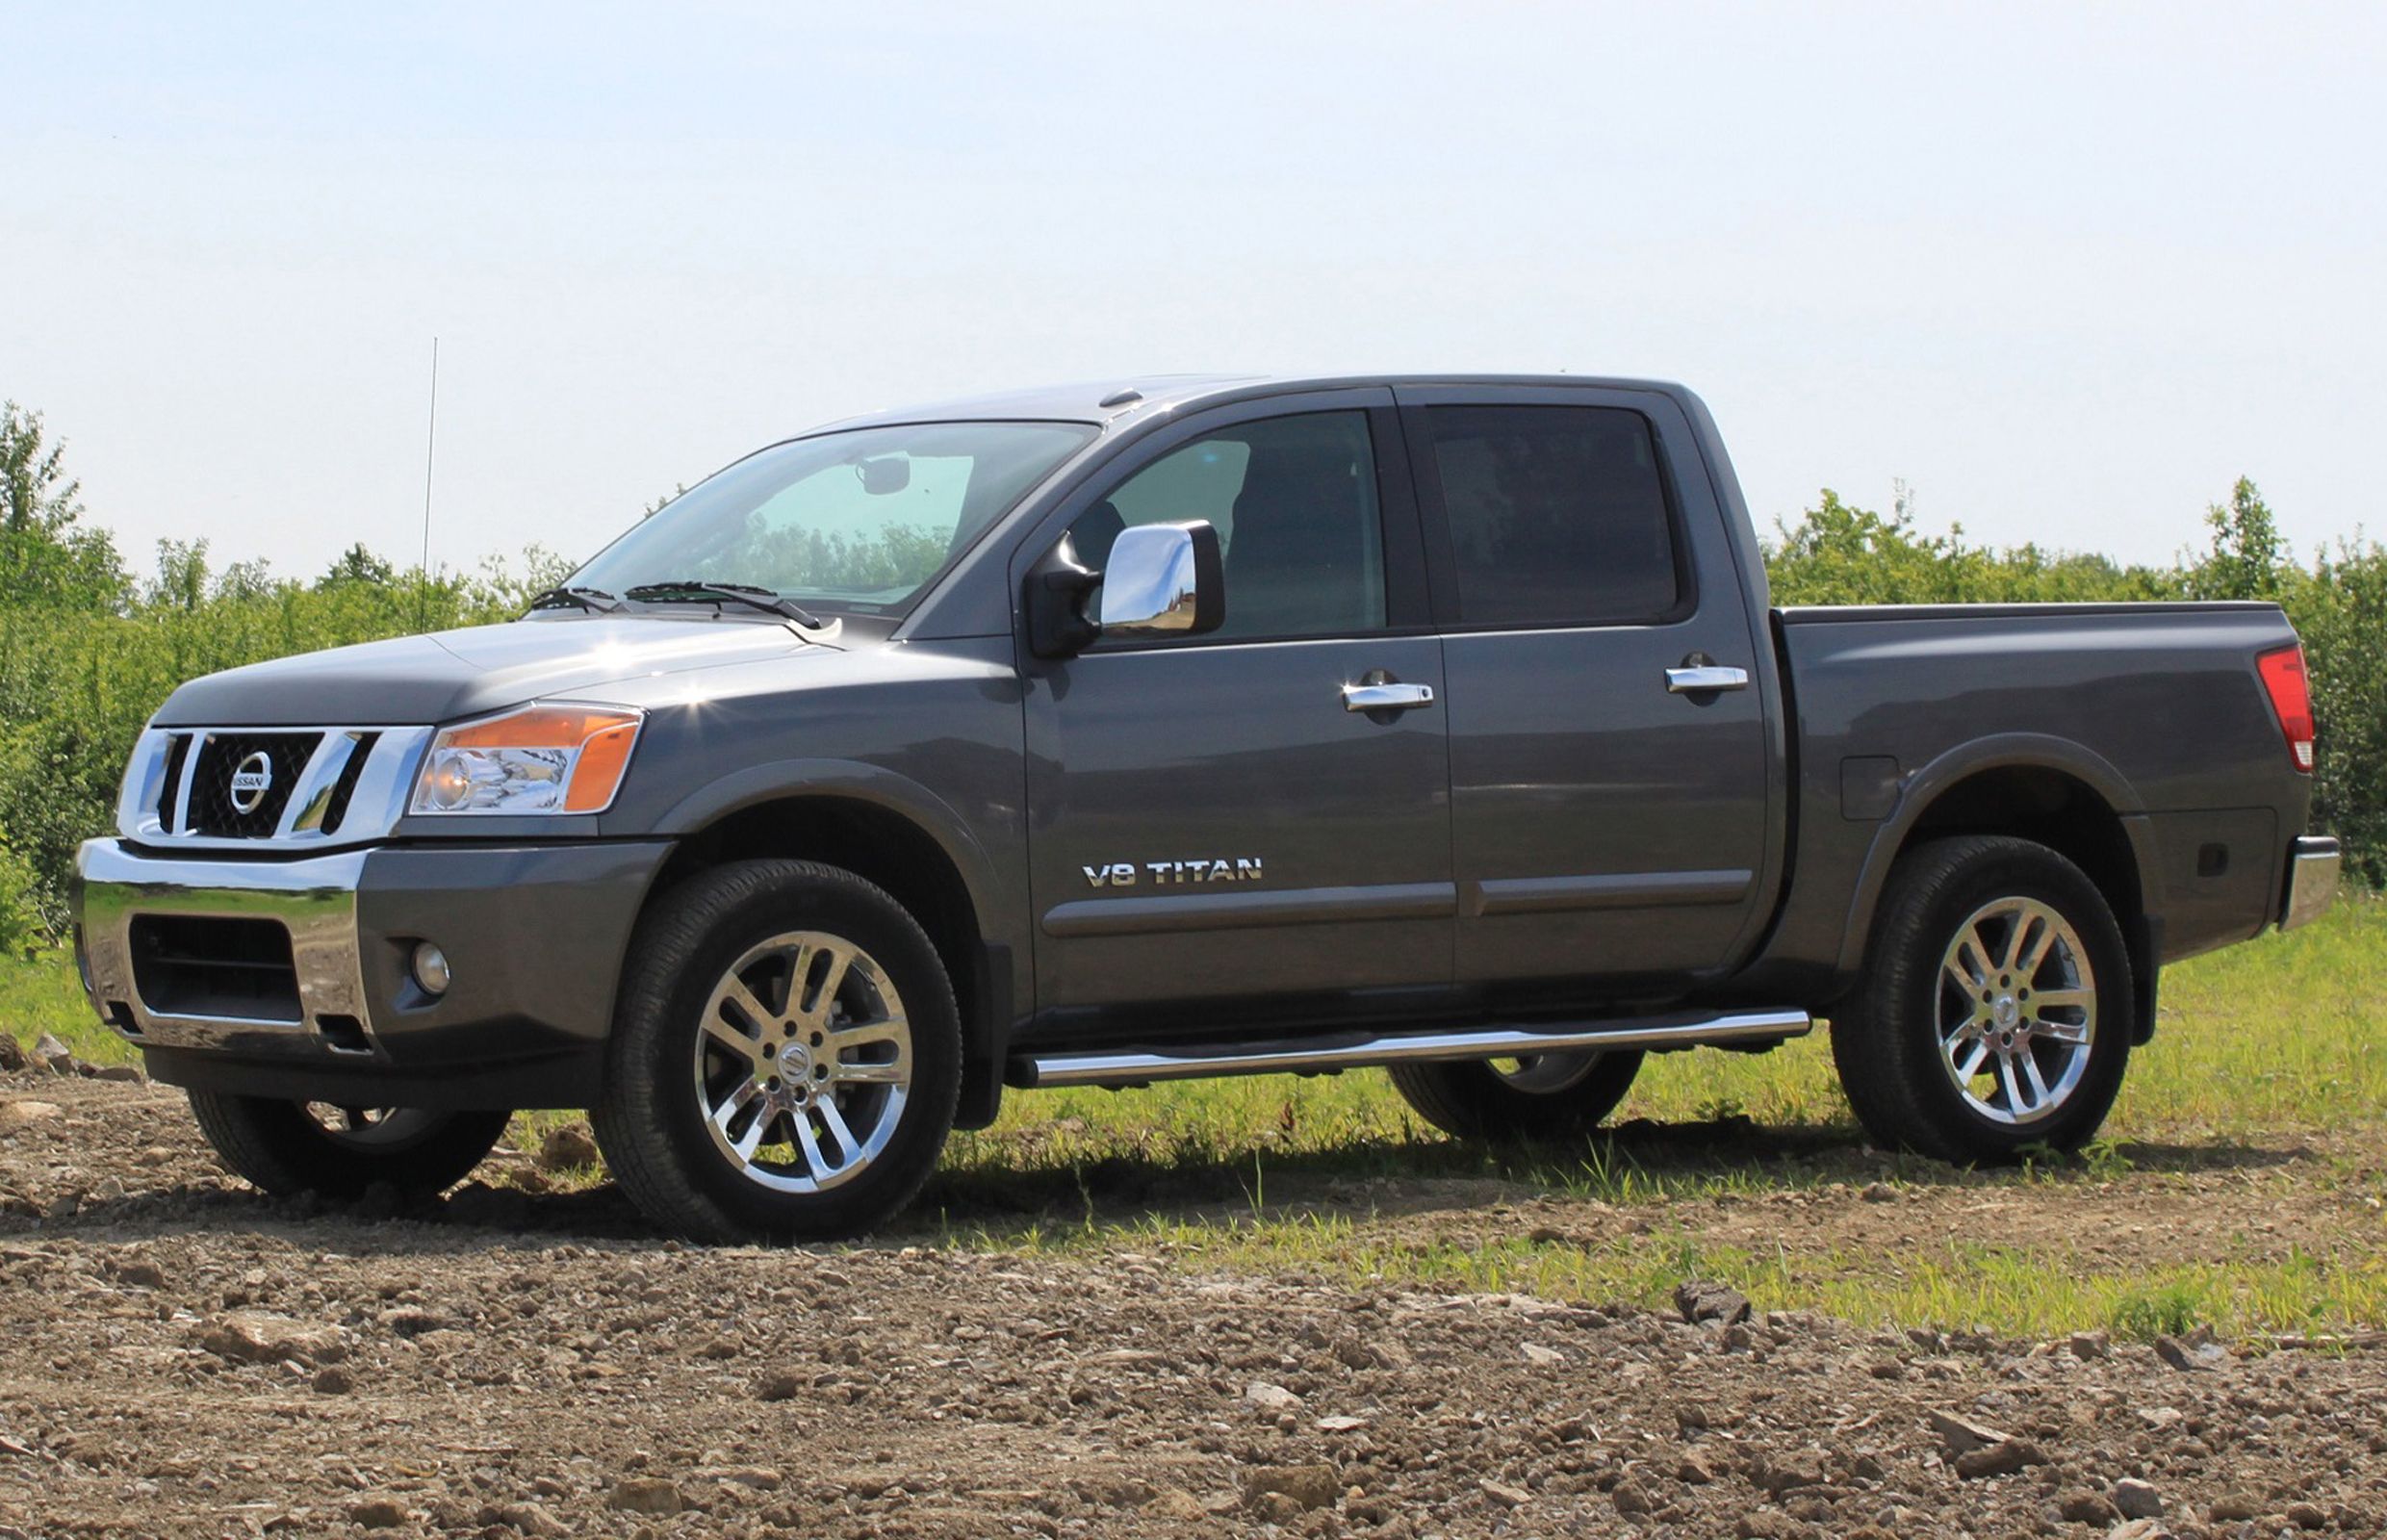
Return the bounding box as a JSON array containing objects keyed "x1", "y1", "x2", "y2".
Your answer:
[
  {"x1": 1390, "y1": 1051, "x2": 1645, "y2": 1142},
  {"x1": 1850, "y1": 836, "x2": 2132, "y2": 1161},
  {"x1": 604, "y1": 861, "x2": 962, "y2": 1242},
  {"x1": 188, "y1": 1092, "x2": 509, "y2": 1199}
]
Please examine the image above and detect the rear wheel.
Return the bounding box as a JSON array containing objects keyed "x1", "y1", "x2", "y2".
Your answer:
[
  {"x1": 1832, "y1": 834, "x2": 2132, "y2": 1162},
  {"x1": 188, "y1": 1094, "x2": 510, "y2": 1199},
  {"x1": 592, "y1": 860, "x2": 961, "y2": 1243},
  {"x1": 1388, "y1": 1050, "x2": 1645, "y2": 1142}
]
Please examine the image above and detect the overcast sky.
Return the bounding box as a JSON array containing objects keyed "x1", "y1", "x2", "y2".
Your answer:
[{"x1": 3, "y1": 1, "x2": 2380, "y2": 582}]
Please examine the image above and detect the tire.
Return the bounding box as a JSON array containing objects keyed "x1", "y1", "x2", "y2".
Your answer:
[
  {"x1": 591, "y1": 860, "x2": 962, "y2": 1244},
  {"x1": 1388, "y1": 1050, "x2": 1645, "y2": 1142},
  {"x1": 1832, "y1": 834, "x2": 2132, "y2": 1163},
  {"x1": 187, "y1": 1093, "x2": 509, "y2": 1200}
]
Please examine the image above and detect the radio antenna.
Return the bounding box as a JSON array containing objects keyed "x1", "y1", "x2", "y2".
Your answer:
[{"x1": 420, "y1": 336, "x2": 440, "y2": 575}]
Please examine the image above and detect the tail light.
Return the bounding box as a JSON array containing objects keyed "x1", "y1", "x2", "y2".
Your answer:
[{"x1": 2256, "y1": 644, "x2": 2314, "y2": 773}]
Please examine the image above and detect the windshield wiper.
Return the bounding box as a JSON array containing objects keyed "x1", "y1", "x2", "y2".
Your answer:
[
  {"x1": 624, "y1": 580, "x2": 825, "y2": 629},
  {"x1": 526, "y1": 585, "x2": 622, "y2": 613}
]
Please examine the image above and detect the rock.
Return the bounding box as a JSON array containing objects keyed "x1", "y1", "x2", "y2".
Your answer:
[
  {"x1": 0, "y1": 1100, "x2": 62, "y2": 1133},
  {"x1": 1145, "y1": 1489, "x2": 1205, "y2": 1520},
  {"x1": 1755, "y1": 1448, "x2": 1829, "y2": 1494},
  {"x1": 2113, "y1": 1477, "x2": 2164, "y2": 1519},
  {"x1": 2154, "y1": 1334, "x2": 2225, "y2": 1372},
  {"x1": 756, "y1": 1370, "x2": 805, "y2": 1401},
  {"x1": 604, "y1": 1478, "x2": 683, "y2": 1515},
  {"x1": 196, "y1": 1312, "x2": 348, "y2": 1366},
  {"x1": 1243, "y1": 1380, "x2": 1302, "y2": 1410},
  {"x1": 1678, "y1": 1451, "x2": 1717, "y2": 1484},
  {"x1": 2107, "y1": 1522, "x2": 2171, "y2": 1540},
  {"x1": 699, "y1": 1466, "x2": 783, "y2": 1491},
  {"x1": 476, "y1": 1502, "x2": 569, "y2": 1538},
  {"x1": 348, "y1": 1496, "x2": 407, "y2": 1528},
  {"x1": 1953, "y1": 1439, "x2": 2049, "y2": 1479},
  {"x1": 1521, "y1": 1343, "x2": 1565, "y2": 1366},
  {"x1": 1479, "y1": 1479, "x2": 1530, "y2": 1509},
  {"x1": 1612, "y1": 1478, "x2": 1661, "y2": 1516},
  {"x1": 376, "y1": 1307, "x2": 444, "y2": 1337},
  {"x1": 1315, "y1": 1415, "x2": 1368, "y2": 1432},
  {"x1": 2060, "y1": 1488, "x2": 2120, "y2": 1525},
  {"x1": 0, "y1": 1036, "x2": 22, "y2": 1072},
  {"x1": 109, "y1": 1257, "x2": 167, "y2": 1289},
  {"x1": 2206, "y1": 1493, "x2": 2262, "y2": 1522},
  {"x1": 1674, "y1": 1279, "x2": 1752, "y2": 1325},
  {"x1": 311, "y1": 1365, "x2": 354, "y2": 1396},
  {"x1": 537, "y1": 1124, "x2": 601, "y2": 1172},
  {"x1": 33, "y1": 1034, "x2": 73, "y2": 1074},
  {"x1": 2285, "y1": 1502, "x2": 2329, "y2": 1529},
  {"x1": 1861, "y1": 1180, "x2": 1897, "y2": 1202},
  {"x1": 2069, "y1": 1329, "x2": 2112, "y2": 1360},
  {"x1": 1242, "y1": 1464, "x2": 1339, "y2": 1511},
  {"x1": 1248, "y1": 1491, "x2": 1303, "y2": 1524},
  {"x1": 92, "y1": 1064, "x2": 143, "y2": 1083},
  {"x1": 697, "y1": 1335, "x2": 740, "y2": 1360},
  {"x1": 1928, "y1": 1409, "x2": 2011, "y2": 1455}
]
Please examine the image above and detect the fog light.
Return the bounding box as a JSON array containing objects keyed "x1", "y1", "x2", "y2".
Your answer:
[{"x1": 411, "y1": 941, "x2": 451, "y2": 996}]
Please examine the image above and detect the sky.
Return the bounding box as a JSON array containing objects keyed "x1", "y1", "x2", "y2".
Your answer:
[{"x1": 2, "y1": 1, "x2": 2381, "y2": 582}]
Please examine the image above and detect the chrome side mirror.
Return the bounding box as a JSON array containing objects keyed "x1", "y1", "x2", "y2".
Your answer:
[{"x1": 1098, "y1": 522, "x2": 1225, "y2": 638}]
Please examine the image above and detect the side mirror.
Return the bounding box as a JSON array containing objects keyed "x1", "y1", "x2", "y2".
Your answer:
[{"x1": 1098, "y1": 523, "x2": 1225, "y2": 637}]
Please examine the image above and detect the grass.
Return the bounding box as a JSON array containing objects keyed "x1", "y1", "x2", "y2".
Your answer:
[{"x1": 13, "y1": 889, "x2": 2387, "y2": 1341}]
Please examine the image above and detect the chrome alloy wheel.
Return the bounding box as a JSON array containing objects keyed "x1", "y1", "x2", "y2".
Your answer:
[
  {"x1": 299, "y1": 1105, "x2": 444, "y2": 1148},
  {"x1": 1935, "y1": 896, "x2": 2095, "y2": 1126},
  {"x1": 1489, "y1": 1052, "x2": 1608, "y2": 1095},
  {"x1": 690, "y1": 930, "x2": 912, "y2": 1193}
]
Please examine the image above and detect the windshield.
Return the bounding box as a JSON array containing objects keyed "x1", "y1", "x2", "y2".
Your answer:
[{"x1": 571, "y1": 421, "x2": 1096, "y2": 617}]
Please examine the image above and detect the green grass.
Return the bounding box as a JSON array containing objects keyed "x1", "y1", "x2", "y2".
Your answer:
[{"x1": 13, "y1": 890, "x2": 2387, "y2": 1341}]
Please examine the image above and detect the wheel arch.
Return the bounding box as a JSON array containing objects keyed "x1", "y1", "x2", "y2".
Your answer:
[
  {"x1": 645, "y1": 762, "x2": 1013, "y2": 1127},
  {"x1": 1836, "y1": 737, "x2": 2162, "y2": 1042}
]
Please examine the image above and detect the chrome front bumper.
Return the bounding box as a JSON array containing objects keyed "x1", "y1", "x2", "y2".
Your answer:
[
  {"x1": 2279, "y1": 834, "x2": 2341, "y2": 932},
  {"x1": 73, "y1": 841, "x2": 377, "y2": 1054}
]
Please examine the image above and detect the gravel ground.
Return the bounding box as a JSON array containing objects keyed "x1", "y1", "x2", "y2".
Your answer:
[{"x1": 5, "y1": 1074, "x2": 2387, "y2": 1539}]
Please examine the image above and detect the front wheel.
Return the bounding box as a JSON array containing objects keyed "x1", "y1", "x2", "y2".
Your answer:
[
  {"x1": 1832, "y1": 834, "x2": 2132, "y2": 1163},
  {"x1": 592, "y1": 860, "x2": 962, "y2": 1244},
  {"x1": 187, "y1": 1094, "x2": 510, "y2": 1199},
  {"x1": 1388, "y1": 1050, "x2": 1645, "y2": 1142}
]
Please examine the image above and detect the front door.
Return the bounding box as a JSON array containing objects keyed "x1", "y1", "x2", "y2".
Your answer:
[
  {"x1": 1399, "y1": 384, "x2": 1776, "y2": 991},
  {"x1": 1017, "y1": 392, "x2": 1453, "y2": 1021}
]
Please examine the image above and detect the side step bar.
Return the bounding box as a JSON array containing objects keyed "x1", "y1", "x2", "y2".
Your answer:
[{"x1": 1011, "y1": 1008, "x2": 1812, "y2": 1090}]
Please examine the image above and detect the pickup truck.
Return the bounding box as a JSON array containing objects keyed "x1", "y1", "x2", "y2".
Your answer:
[{"x1": 70, "y1": 374, "x2": 2339, "y2": 1241}]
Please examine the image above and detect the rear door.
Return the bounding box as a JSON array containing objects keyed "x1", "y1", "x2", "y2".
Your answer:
[
  {"x1": 1398, "y1": 383, "x2": 1773, "y2": 989},
  {"x1": 1014, "y1": 389, "x2": 1454, "y2": 1021}
]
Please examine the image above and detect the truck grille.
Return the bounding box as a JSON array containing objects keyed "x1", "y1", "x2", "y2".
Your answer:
[{"x1": 179, "y1": 732, "x2": 323, "y2": 837}]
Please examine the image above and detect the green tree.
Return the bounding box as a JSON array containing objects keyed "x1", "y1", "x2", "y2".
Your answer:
[
  {"x1": 319, "y1": 542, "x2": 396, "y2": 587},
  {"x1": 0, "y1": 400, "x2": 128, "y2": 608},
  {"x1": 2188, "y1": 476, "x2": 2285, "y2": 601}
]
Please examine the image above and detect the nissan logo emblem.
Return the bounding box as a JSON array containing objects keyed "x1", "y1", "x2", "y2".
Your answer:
[{"x1": 228, "y1": 750, "x2": 275, "y2": 815}]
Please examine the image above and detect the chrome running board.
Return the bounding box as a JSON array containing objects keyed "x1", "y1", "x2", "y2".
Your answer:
[{"x1": 1011, "y1": 1008, "x2": 1812, "y2": 1090}]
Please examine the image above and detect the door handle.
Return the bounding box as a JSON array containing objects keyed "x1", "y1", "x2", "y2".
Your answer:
[
  {"x1": 1665, "y1": 665, "x2": 1749, "y2": 694},
  {"x1": 1344, "y1": 681, "x2": 1436, "y2": 712}
]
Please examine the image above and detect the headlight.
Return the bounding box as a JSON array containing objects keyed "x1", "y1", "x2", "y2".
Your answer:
[{"x1": 410, "y1": 704, "x2": 644, "y2": 815}]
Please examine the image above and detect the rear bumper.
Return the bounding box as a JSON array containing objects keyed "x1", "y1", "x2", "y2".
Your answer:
[
  {"x1": 2279, "y1": 834, "x2": 2341, "y2": 932},
  {"x1": 71, "y1": 837, "x2": 671, "y2": 1109}
]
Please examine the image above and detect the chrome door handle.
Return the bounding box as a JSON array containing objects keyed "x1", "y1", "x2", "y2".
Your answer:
[
  {"x1": 1665, "y1": 665, "x2": 1749, "y2": 694},
  {"x1": 1344, "y1": 681, "x2": 1436, "y2": 712}
]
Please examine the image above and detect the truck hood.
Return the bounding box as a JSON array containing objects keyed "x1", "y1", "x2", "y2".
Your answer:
[{"x1": 151, "y1": 616, "x2": 826, "y2": 727}]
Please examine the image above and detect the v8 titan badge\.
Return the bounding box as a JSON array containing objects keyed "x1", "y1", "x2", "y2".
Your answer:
[{"x1": 1082, "y1": 858, "x2": 1265, "y2": 888}]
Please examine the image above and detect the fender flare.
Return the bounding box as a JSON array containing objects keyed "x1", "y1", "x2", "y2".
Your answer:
[{"x1": 1831, "y1": 732, "x2": 2161, "y2": 978}]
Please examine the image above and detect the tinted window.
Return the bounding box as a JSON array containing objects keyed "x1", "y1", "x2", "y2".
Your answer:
[
  {"x1": 1425, "y1": 406, "x2": 1679, "y2": 626},
  {"x1": 1069, "y1": 411, "x2": 1385, "y2": 639}
]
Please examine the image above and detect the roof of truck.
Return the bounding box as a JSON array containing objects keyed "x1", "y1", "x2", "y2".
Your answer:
[{"x1": 812, "y1": 373, "x2": 1691, "y2": 431}]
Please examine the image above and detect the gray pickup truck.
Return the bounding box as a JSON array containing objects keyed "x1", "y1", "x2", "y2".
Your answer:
[{"x1": 71, "y1": 375, "x2": 2337, "y2": 1240}]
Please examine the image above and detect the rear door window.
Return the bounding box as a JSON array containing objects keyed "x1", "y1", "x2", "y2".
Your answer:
[{"x1": 1423, "y1": 405, "x2": 1681, "y2": 627}]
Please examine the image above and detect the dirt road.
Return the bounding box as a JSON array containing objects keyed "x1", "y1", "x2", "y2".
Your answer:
[{"x1": 4, "y1": 1074, "x2": 2385, "y2": 1538}]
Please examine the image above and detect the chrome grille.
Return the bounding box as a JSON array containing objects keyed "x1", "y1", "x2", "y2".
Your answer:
[
  {"x1": 182, "y1": 732, "x2": 322, "y2": 837},
  {"x1": 119, "y1": 724, "x2": 434, "y2": 851}
]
